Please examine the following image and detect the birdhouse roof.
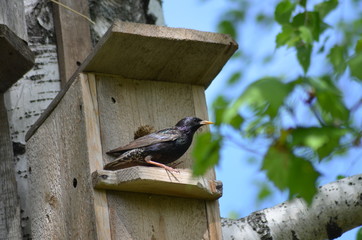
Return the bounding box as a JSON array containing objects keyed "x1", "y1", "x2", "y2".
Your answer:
[{"x1": 82, "y1": 20, "x2": 238, "y2": 88}]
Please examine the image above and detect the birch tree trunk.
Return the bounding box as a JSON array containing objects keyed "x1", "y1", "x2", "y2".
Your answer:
[
  {"x1": 221, "y1": 174, "x2": 362, "y2": 240},
  {"x1": 4, "y1": 0, "x2": 163, "y2": 238}
]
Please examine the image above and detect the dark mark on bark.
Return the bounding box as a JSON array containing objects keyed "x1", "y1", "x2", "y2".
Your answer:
[
  {"x1": 13, "y1": 141, "x2": 26, "y2": 156},
  {"x1": 247, "y1": 212, "x2": 272, "y2": 240},
  {"x1": 291, "y1": 230, "x2": 299, "y2": 240},
  {"x1": 326, "y1": 218, "x2": 342, "y2": 239}
]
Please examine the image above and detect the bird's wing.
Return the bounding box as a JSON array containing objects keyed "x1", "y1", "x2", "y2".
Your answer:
[{"x1": 106, "y1": 128, "x2": 179, "y2": 154}]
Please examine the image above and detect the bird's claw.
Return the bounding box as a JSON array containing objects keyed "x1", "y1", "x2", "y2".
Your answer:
[{"x1": 164, "y1": 166, "x2": 180, "y2": 173}]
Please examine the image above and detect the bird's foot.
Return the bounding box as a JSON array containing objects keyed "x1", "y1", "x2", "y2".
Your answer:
[
  {"x1": 163, "y1": 165, "x2": 180, "y2": 173},
  {"x1": 145, "y1": 156, "x2": 180, "y2": 173}
]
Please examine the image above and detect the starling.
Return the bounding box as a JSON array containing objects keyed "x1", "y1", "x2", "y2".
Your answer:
[{"x1": 104, "y1": 117, "x2": 213, "y2": 172}]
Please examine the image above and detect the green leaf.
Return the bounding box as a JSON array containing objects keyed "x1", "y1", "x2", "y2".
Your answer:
[
  {"x1": 349, "y1": 53, "x2": 362, "y2": 81},
  {"x1": 299, "y1": 26, "x2": 313, "y2": 43},
  {"x1": 238, "y1": 77, "x2": 295, "y2": 118},
  {"x1": 212, "y1": 95, "x2": 245, "y2": 129},
  {"x1": 314, "y1": 0, "x2": 338, "y2": 19},
  {"x1": 328, "y1": 45, "x2": 347, "y2": 74},
  {"x1": 218, "y1": 20, "x2": 237, "y2": 39},
  {"x1": 356, "y1": 227, "x2": 362, "y2": 240},
  {"x1": 257, "y1": 182, "x2": 272, "y2": 201},
  {"x1": 212, "y1": 96, "x2": 229, "y2": 126},
  {"x1": 292, "y1": 11, "x2": 321, "y2": 41},
  {"x1": 229, "y1": 114, "x2": 244, "y2": 130},
  {"x1": 244, "y1": 117, "x2": 275, "y2": 138},
  {"x1": 336, "y1": 175, "x2": 345, "y2": 180},
  {"x1": 291, "y1": 127, "x2": 348, "y2": 160},
  {"x1": 276, "y1": 25, "x2": 300, "y2": 47},
  {"x1": 297, "y1": 43, "x2": 312, "y2": 73},
  {"x1": 275, "y1": 0, "x2": 296, "y2": 25},
  {"x1": 227, "y1": 10, "x2": 245, "y2": 22},
  {"x1": 192, "y1": 132, "x2": 221, "y2": 176},
  {"x1": 262, "y1": 144, "x2": 291, "y2": 190},
  {"x1": 228, "y1": 211, "x2": 240, "y2": 220},
  {"x1": 307, "y1": 76, "x2": 350, "y2": 124},
  {"x1": 227, "y1": 72, "x2": 242, "y2": 85},
  {"x1": 356, "y1": 38, "x2": 362, "y2": 53},
  {"x1": 262, "y1": 144, "x2": 319, "y2": 203},
  {"x1": 299, "y1": 0, "x2": 307, "y2": 8},
  {"x1": 288, "y1": 155, "x2": 319, "y2": 203}
]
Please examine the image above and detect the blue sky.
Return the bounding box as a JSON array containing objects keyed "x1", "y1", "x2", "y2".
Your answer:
[{"x1": 163, "y1": 1, "x2": 361, "y2": 239}]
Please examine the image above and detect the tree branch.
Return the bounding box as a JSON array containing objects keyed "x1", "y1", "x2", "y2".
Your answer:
[{"x1": 221, "y1": 174, "x2": 362, "y2": 240}]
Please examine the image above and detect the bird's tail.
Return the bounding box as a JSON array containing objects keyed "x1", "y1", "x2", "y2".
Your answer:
[{"x1": 104, "y1": 159, "x2": 142, "y2": 170}]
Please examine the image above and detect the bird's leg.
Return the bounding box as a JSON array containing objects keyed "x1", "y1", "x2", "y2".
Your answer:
[
  {"x1": 145, "y1": 156, "x2": 180, "y2": 173},
  {"x1": 169, "y1": 161, "x2": 182, "y2": 168}
]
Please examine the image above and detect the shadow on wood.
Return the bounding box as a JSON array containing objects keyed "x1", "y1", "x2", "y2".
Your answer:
[{"x1": 0, "y1": 24, "x2": 34, "y2": 93}]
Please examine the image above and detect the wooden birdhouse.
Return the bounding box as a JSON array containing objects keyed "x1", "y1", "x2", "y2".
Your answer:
[{"x1": 26, "y1": 21, "x2": 237, "y2": 239}]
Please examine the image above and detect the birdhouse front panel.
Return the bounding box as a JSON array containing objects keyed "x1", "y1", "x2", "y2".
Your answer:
[
  {"x1": 93, "y1": 73, "x2": 216, "y2": 239},
  {"x1": 95, "y1": 74, "x2": 209, "y2": 169}
]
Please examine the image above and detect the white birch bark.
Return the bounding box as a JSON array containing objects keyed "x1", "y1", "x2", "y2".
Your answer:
[{"x1": 221, "y1": 174, "x2": 362, "y2": 240}]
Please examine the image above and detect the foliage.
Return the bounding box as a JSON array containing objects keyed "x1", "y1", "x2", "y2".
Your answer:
[
  {"x1": 357, "y1": 227, "x2": 362, "y2": 240},
  {"x1": 192, "y1": 0, "x2": 362, "y2": 205}
]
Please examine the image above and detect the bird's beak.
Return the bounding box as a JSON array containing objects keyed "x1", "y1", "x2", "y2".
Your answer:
[{"x1": 200, "y1": 120, "x2": 214, "y2": 125}]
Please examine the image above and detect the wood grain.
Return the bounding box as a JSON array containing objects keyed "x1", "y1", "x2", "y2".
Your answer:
[
  {"x1": 92, "y1": 167, "x2": 222, "y2": 200},
  {"x1": 53, "y1": 0, "x2": 92, "y2": 87},
  {"x1": 80, "y1": 73, "x2": 104, "y2": 171},
  {"x1": 0, "y1": 96, "x2": 21, "y2": 239},
  {"x1": 96, "y1": 75, "x2": 196, "y2": 169},
  {"x1": 80, "y1": 73, "x2": 111, "y2": 240},
  {"x1": 96, "y1": 74, "x2": 222, "y2": 239},
  {"x1": 107, "y1": 191, "x2": 210, "y2": 240},
  {"x1": 83, "y1": 20, "x2": 238, "y2": 88},
  {"x1": 27, "y1": 77, "x2": 98, "y2": 239},
  {"x1": 25, "y1": 20, "x2": 236, "y2": 140},
  {"x1": 192, "y1": 85, "x2": 223, "y2": 240}
]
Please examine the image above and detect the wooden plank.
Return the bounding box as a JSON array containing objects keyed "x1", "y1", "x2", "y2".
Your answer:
[
  {"x1": 192, "y1": 85, "x2": 223, "y2": 240},
  {"x1": 0, "y1": 0, "x2": 27, "y2": 41},
  {"x1": 0, "y1": 96, "x2": 21, "y2": 239},
  {"x1": 92, "y1": 167, "x2": 222, "y2": 200},
  {"x1": 83, "y1": 20, "x2": 238, "y2": 88},
  {"x1": 107, "y1": 191, "x2": 210, "y2": 239},
  {"x1": 53, "y1": 0, "x2": 92, "y2": 87},
  {"x1": 80, "y1": 73, "x2": 111, "y2": 240},
  {"x1": 0, "y1": 24, "x2": 34, "y2": 93},
  {"x1": 27, "y1": 77, "x2": 98, "y2": 239}
]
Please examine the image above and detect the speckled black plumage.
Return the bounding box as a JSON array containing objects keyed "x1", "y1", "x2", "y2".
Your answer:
[{"x1": 104, "y1": 117, "x2": 213, "y2": 171}]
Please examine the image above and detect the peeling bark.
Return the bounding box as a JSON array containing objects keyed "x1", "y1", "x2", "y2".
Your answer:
[
  {"x1": 221, "y1": 174, "x2": 362, "y2": 240},
  {"x1": 88, "y1": 0, "x2": 164, "y2": 44}
]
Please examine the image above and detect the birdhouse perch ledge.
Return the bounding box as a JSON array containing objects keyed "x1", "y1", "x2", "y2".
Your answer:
[{"x1": 92, "y1": 167, "x2": 223, "y2": 200}]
